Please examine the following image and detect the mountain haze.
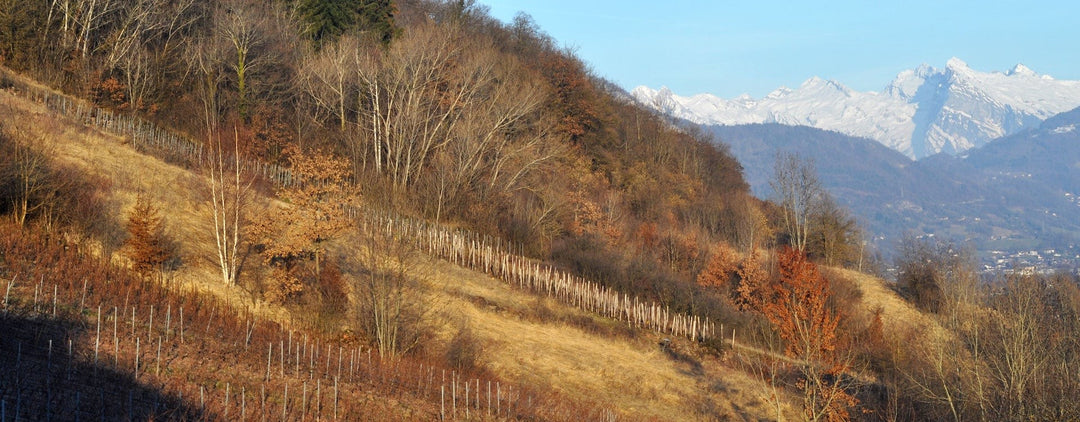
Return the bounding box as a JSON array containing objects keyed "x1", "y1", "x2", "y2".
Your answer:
[
  {"x1": 635, "y1": 59, "x2": 1080, "y2": 159},
  {"x1": 707, "y1": 113, "x2": 1080, "y2": 264},
  {"x1": 966, "y1": 106, "x2": 1080, "y2": 195}
]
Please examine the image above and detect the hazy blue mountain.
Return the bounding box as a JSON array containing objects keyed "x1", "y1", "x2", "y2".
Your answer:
[
  {"x1": 707, "y1": 118, "x2": 1080, "y2": 263},
  {"x1": 966, "y1": 106, "x2": 1080, "y2": 195}
]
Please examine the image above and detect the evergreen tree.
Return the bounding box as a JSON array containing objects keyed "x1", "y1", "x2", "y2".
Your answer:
[
  {"x1": 125, "y1": 194, "x2": 169, "y2": 279},
  {"x1": 356, "y1": 0, "x2": 400, "y2": 46},
  {"x1": 298, "y1": 0, "x2": 358, "y2": 46},
  {"x1": 298, "y1": 0, "x2": 399, "y2": 48}
]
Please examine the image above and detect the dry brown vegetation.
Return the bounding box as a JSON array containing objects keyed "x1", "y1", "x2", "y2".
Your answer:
[
  {"x1": 0, "y1": 78, "x2": 870, "y2": 420},
  {"x1": 14, "y1": 74, "x2": 1076, "y2": 420},
  {"x1": 6, "y1": 1, "x2": 1077, "y2": 421},
  {"x1": 0, "y1": 64, "x2": 799, "y2": 420},
  {"x1": 0, "y1": 221, "x2": 617, "y2": 421}
]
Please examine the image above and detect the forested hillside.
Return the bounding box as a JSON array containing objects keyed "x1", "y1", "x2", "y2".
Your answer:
[
  {"x1": 3, "y1": 1, "x2": 1080, "y2": 421},
  {"x1": 0, "y1": 0, "x2": 764, "y2": 312}
]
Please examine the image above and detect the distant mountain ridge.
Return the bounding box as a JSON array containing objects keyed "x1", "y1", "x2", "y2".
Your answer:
[
  {"x1": 634, "y1": 58, "x2": 1080, "y2": 159},
  {"x1": 706, "y1": 106, "x2": 1080, "y2": 265}
]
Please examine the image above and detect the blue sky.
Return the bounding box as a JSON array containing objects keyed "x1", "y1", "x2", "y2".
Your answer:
[{"x1": 482, "y1": 1, "x2": 1079, "y2": 98}]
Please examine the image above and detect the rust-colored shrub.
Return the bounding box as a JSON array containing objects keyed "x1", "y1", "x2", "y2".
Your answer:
[
  {"x1": 697, "y1": 242, "x2": 740, "y2": 290},
  {"x1": 124, "y1": 194, "x2": 170, "y2": 279},
  {"x1": 735, "y1": 250, "x2": 766, "y2": 312}
]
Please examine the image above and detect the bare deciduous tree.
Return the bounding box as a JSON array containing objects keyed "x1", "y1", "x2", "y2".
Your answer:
[
  {"x1": 812, "y1": 195, "x2": 860, "y2": 267},
  {"x1": 215, "y1": 0, "x2": 270, "y2": 120},
  {"x1": 352, "y1": 23, "x2": 465, "y2": 189},
  {"x1": 354, "y1": 220, "x2": 429, "y2": 359},
  {"x1": 300, "y1": 34, "x2": 357, "y2": 133},
  {"x1": 206, "y1": 130, "x2": 252, "y2": 286},
  {"x1": 105, "y1": 0, "x2": 198, "y2": 110},
  {"x1": 4, "y1": 128, "x2": 56, "y2": 227},
  {"x1": 102, "y1": 0, "x2": 162, "y2": 70},
  {"x1": 771, "y1": 151, "x2": 822, "y2": 252},
  {"x1": 46, "y1": 0, "x2": 120, "y2": 60},
  {"x1": 344, "y1": 25, "x2": 566, "y2": 223},
  {"x1": 735, "y1": 199, "x2": 771, "y2": 252}
]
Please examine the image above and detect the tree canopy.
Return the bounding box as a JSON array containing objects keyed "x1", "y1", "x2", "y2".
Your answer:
[{"x1": 299, "y1": 0, "x2": 399, "y2": 47}]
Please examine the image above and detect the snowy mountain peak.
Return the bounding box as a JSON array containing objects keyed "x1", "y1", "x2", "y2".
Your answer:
[
  {"x1": 886, "y1": 68, "x2": 931, "y2": 100},
  {"x1": 632, "y1": 59, "x2": 1080, "y2": 159},
  {"x1": 945, "y1": 57, "x2": 970, "y2": 71},
  {"x1": 800, "y1": 77, "x2": 850, "y2": 94},
  {"x1": 765, "y1": 86, "x2": 793, "y2": 99},
  {"x1": 914, "y1": 63, "x2": 937, "y2": 78},
  {"x1": 1006, "y1": 63, "x2": 1036, "y2": 77}
]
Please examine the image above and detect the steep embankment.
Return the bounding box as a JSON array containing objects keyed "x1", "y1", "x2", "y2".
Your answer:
[{"x1": 1, "y1": 68, "x2": 802, "y2": 420}]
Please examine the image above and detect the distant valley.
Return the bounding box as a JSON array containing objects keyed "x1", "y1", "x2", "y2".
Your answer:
[{"x1": 704, "y1": 118, "x2": 1080, "y2": 271}]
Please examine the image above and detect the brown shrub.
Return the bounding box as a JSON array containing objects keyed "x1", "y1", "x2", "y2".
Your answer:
[
  {"x1": 124, "y1": 193, "x2": 170, "y2": 279},
  {"x1": 697, "y1": 242, "x2": 739, "y2": 291},
  {"x1": 734, "y1": 250, "x2": 767, "y2": 311},
  {"x1": 444, "y1": 324, "x2": 485, "y2": 372}
]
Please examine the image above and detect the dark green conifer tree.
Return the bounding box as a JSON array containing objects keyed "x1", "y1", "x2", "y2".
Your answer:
[
  {"x1": 356, "y1": 0, "x2": 400, "y2": 46},
  {"x1": 297, "y1": 0, "x2": 358, "y2": 46},
  {"x1": 298, "y1": 0, "x2": 399, "y2": 48}
]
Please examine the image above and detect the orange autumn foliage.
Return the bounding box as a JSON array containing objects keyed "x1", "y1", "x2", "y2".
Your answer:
[
  {"x1": 636, "y1": 222, "x2": 658, "y2": 251},
  {"x1": 538, "y1": 52, "x2": 602, "y2": 143},
  {"x1": 762, "y1": 247, "x2": 856, "y2": 421},
  {"x1": 763, "y1": 247, "x2": 841, "y2": 360},
  {"x1": 697, "y1": 242, "x2": 739, "y2": 290},
  {"x1": 124, "y1": 194, "x2": 169, "y2": 279},
  {"x1": 568, "y1": 191, "x2": 621, "y2": 242},
  {"x1": 248, "y1": 148, "x2": 359, "y2": 303},
  {"x1": 698, "y1": 244, "x2": 767, "y2": 312},
  {"x1": 734, "y1": 250, "x2": 766, "y2": 312}
]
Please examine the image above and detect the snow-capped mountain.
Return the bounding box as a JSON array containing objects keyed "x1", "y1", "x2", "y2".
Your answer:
[{"x1": 632, "y1": 58, "x2": 1080, "y2": 159}]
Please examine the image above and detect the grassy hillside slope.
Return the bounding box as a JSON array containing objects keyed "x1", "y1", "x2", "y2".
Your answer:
[{"x1": 1, "y1": 64, "x2": 805, "y2": 421}]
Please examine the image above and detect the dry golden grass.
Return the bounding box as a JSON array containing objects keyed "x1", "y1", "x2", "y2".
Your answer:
[
  {"x1": 420, "y1": 256, "x2": 800, "y2": 421},
  {"x1": 0, "y1": 87, "x2": 290, "y2": 326},
  {"x1": 828, "y1": 267, "x2": 948, "y2": 343}
]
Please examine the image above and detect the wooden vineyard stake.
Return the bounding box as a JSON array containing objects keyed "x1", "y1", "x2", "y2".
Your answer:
[
  {"x1": 165, "y1": 304, "x2": 171, "y2": 342},
  {"x1": 95, "y1": 305, "x2": 101, "y2": 364},
  {"x1": 135, "y1": 337, "x2": 140, "y2": 379}
]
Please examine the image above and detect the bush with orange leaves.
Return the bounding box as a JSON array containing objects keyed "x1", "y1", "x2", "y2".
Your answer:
[
  {"x1": 762, "y1": 247, "x2": 858, "y2": 421},
  {"x1": 698, "y1": 244, "x2": 768, "y2": 312},
  {"x1": 697, "y1": 242, "x2": 740, "y2": 291},
  {"x1": 248, "y1": 147, "x2": 358, "y2": 304},
  {"x1": 734, "y1": 250, "x2": 766, "y2": 312}
]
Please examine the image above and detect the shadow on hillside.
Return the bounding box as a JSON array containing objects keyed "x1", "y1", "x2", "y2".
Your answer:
[
  {"x1": 661, "y1": 340, "x2": 705, "y2": 377},
  {"x1": 0, "y1": 310, "x2": 211, "y2": 421}
]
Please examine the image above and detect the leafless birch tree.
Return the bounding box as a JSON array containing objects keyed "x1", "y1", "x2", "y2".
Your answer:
[
  {"x1": 771, "y1": 151, "x2": 822, "y2": 252},
  {"x1": 206, "y1": 129, "x2": 252, "y2": 286}
]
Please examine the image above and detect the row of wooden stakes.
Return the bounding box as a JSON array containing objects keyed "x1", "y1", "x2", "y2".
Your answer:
[{"x1": 358, "y1": 211, "x2": 720, "y2": 342}]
